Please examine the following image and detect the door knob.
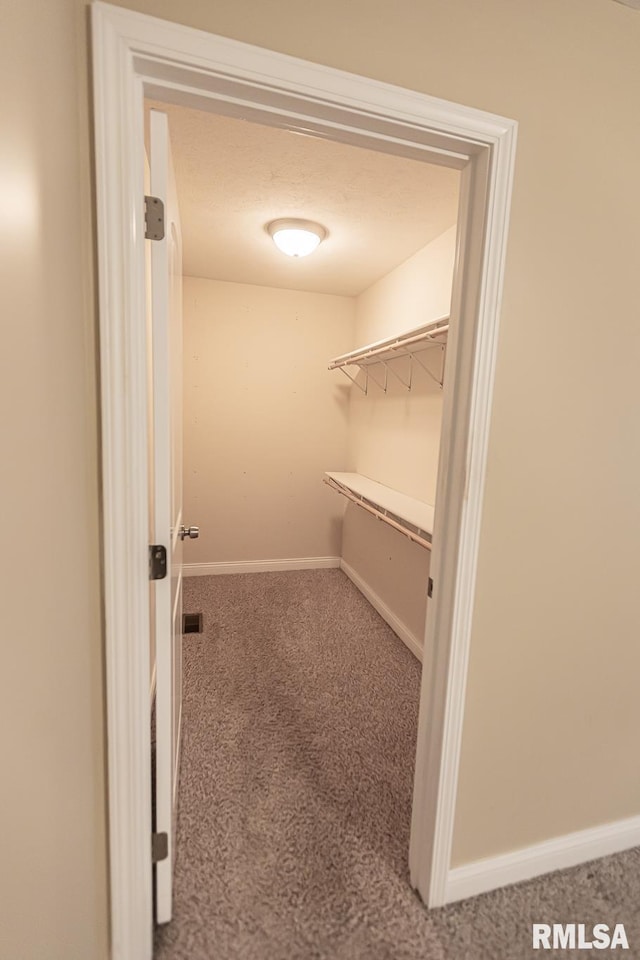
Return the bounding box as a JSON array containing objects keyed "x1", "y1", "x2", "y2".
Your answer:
[{"x1": 179, "y1": 525, "x2": 199, "y2": 540}]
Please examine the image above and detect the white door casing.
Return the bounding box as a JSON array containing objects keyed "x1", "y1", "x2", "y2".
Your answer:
[
  {"x1": 150, "y1": 109, "x2": 184, "y2": 924},
  {"x1": 91, "y1": 4, "x2": 517, "y2": 957}
]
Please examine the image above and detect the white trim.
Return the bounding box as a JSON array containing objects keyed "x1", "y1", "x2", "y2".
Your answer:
[
  {"x1": 149, "y1": 663, "x2": 156, "y2": 705},
  {"x1": 92, "y1": 8, "x2": 151, "y2": 959},
  {"x1": 91, "y1": 4, "x2": 517, "y2": 955},
  {"x1": 425, "y1": 128, "x2": 516, "y2": 906},
  {"x1": 340, "y1": 560, "x2": 422, "y2": 662},
  {"x1": 446, "y1": 815, "x2": 640, "y2": 904},
  {"x1": 173, "y1": 700, "x2": 182, "y2": 806},
  {"x1": 410, "y1": 124, "x2": 517, "y2": 907},
  {"x1": 183, "y1": 557, "x2": 341, "y2": 576},
  {"x1": 171, "y1": 568, "x2": 183, "y2": 621}
]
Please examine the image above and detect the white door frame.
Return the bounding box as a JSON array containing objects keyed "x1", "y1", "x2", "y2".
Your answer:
[{"x1": 91, "y1": 3, "x2": 517, "y2": 957}]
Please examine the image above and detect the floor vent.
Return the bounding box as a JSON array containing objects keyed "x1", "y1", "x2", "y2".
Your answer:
[{"x1": 183, "y1": 612, "x2": 203, "y2": 634}]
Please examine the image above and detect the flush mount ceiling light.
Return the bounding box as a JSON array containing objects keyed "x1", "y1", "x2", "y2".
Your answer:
[{"x1": 267, "y1": 218, "x2": 327, "y2": 258}]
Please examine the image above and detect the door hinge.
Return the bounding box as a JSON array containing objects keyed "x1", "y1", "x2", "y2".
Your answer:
[
  {"x1": 144, "y1": 195, "x2": 165, "y2": 241},
  {"x1": 428, "y1": 577, "x2": 434, "y2": 599},
  {"x1": 152, "y1": 832, "x2": 168, "y2": 863},
  {"x1": 149, "y1": 544, "x2": 167, "y2": 581}
]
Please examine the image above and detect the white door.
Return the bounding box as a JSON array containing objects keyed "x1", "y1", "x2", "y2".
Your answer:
[{"x1": 150, "y1": 108, "x2": 184, "y2": 925}]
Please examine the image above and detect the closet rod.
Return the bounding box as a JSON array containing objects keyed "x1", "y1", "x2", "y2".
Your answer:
[{"x1": 323, "y1": 477, "x2": 432, "y2": 551}]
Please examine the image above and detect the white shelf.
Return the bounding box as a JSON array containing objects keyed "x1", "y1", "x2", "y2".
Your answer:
[
  {"x1": 328, "y1": 316, "x2": 448, "y2": 370},
  {"x1": 324, "y1": 471, "x2": 434, "y2": 550}
]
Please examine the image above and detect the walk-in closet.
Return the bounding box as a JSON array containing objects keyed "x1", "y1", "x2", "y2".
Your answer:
[
  {"x1": 148, "y1": 101, "x2": 459, "y2": 652},
  {"x1": 145, "y1": 98, "x2": 461, "y2": 952}
]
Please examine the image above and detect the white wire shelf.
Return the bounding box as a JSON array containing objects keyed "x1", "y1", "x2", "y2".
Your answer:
[
  {"x1": 324, "y1": 471, "x2": 434, "y2": 550},
  {"x1": 328, "y1": 316, "x2": 449, "y2": 392}
]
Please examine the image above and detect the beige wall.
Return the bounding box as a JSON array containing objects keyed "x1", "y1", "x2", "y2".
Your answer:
[
  {"x1": 342, "y1": 508, "x2": 431, "y2": 645},
  {"x1": 0, "y1": 2, "x2": 108, "y2": 958},
  {"x1": 343, "y1": 227, "x2": 456, "y2": 647},
  {"x1": 182, "y1": 277, "x2": 355, "y2": 564},
  {"x1": 353, "y1": 226, "x2": 457, "y2": 346},
  {"x1": 5, "y1": 1, "x2": 640, "y2": 954},
  {"x1": 349, "y1": 226, "x2": 456, "y2": 505}
]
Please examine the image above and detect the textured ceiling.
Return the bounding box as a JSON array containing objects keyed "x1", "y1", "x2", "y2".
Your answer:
[{"x1": 147, "y1": 101, "x2": 460, "y2": 297}]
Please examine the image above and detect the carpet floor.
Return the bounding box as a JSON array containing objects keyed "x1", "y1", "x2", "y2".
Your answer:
[{"x1": 154, "y1": 570, "x2": 640, "y2": 960}]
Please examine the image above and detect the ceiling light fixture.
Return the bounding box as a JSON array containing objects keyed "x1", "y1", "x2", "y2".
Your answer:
[{"x1": 267, "y1": 218, "x2": 327, "y2": 258}]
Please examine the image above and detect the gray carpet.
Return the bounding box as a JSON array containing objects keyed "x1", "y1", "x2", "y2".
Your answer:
[{"x1": 155, "y1": 570, "x2": 640, "y2": 960}]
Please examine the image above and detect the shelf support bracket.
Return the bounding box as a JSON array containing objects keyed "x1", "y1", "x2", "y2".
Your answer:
[
  {"x1": 365, "y1": 364, "x2": 388, "y2": 392},
  {"x1": 337, "y1": 366, "x2": 367, "y2": 394},
  {"x1": 410, "y1": 350, "x2": 444, "y2": 389},
  {"x1": 383, "y1": 359, "x2": 412, "y2": 391}
]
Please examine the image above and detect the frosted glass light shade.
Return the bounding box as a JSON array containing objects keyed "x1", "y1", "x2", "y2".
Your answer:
[{"x1": 267, "y1": 219, "x2": 327, "y2": 258}]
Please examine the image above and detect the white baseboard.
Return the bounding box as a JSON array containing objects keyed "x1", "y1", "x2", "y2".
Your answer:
[
  {"x1": 339, "y1": 559, "x2": 422, "y2": 662},
  {"x1": 446, "y1": 814, "x2": 640, "y2": 904},
  {"x1": 183, "y1": 556, "x2": 341, "y2": 577}
]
